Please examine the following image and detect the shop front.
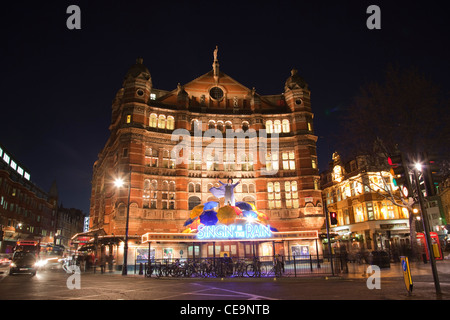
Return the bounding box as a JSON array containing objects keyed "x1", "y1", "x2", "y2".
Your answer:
[{"x1": 141, "y1": 222, "x2": 321, "y2": 262}]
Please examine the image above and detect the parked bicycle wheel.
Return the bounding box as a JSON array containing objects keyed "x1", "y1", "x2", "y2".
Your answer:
[
  {"x1": 246, "y1": 263, "x2": 257, "y2": 277},
  {"x1": 145, "y1": 265, "x2": 153, "y2": 277}
]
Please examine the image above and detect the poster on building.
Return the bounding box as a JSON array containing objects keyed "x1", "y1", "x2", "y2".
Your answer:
[
  {"x1": 292, "y1": 245, "x2": 309, "y2": 257},
  {"x1": 163, "y1": 248, "x2": 173, "y2": 260},
  {"x1": 136, "y1": 248, "x2": 156, "y2": 263}
]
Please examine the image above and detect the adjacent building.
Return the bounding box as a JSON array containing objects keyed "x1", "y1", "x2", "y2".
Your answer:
[
  {"x1": 0, "y1": 144, "x2": 57, "y2": 253},
  {"x1": 320, "y1": 152, "x2": 411, "y2": 256}
]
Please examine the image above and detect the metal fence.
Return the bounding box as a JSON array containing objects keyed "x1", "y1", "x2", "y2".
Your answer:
[{"x1": 138, "y1": 255, "x2": 343, "y2": 278}]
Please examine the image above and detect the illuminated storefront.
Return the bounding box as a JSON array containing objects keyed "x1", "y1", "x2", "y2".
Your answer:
[{"x1": 321, "y1": 152, "x2": 411, "y2": 254}]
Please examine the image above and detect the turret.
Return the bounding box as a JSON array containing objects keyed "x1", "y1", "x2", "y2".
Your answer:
[
  {"x1": 122, "y1": 58, "x2": 152, "y2": 104},
  {"x1": 284, "y1": 68, "x2": 311, "y2": 112}
]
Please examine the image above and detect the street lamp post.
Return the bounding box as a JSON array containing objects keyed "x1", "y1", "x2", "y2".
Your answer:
[
  {"x1": 412, "y1": 164, "x2": 441, "y2": 295},
  {"x1": 115, "y1": 168, "x2": 132, "y2": 276}
]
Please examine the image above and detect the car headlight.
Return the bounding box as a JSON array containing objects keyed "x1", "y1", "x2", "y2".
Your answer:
[{"x1": 35, "y1": 260, "x2": 47, "y2": 267}]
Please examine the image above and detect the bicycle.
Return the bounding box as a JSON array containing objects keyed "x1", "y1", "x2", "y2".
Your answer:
[
  {"x1": 145, "y1": 263, "x2": 155, "y2": 277},
  {"x1": 234, "y1": 259, "x2": 246, "y2": 277},
  {"x1": 246, "y1": 257, "x2": 265, "y2": 277},
  {"x1": 265, "y1": 259, "x2": 284, "y2": 277}
]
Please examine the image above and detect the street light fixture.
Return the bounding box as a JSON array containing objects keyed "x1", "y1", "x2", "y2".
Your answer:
[{"x1": 114, "y1": 169, "x2": 131, "y2": 276}]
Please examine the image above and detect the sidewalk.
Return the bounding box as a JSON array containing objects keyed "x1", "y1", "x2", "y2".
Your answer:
[{"x1": 343, "y1": 258, "x2": 450, "y2": 279}]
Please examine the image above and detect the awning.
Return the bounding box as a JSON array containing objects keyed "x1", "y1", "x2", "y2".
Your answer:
[
  {"x1": 77, "y1": 245, "x2": 96, "y2": 252},
  {"x1": 71, "y1": 228, "x2": 106, "y2": 241}
]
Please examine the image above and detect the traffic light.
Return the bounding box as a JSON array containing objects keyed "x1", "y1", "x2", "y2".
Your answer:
[
  {"x1": 388, "y1": 154, "x2": 407, "y2": 188},
  {"x1": 422, "y1": 153, "x2": 441, "y2": 197},
  {"x1": 330, "y1": 212, "x2": 338, "y2": 225}
]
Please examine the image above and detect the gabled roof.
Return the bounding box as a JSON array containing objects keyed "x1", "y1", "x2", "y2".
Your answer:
[{"x1": 156, "y1": 69, "x2": 286, "y2": 112}]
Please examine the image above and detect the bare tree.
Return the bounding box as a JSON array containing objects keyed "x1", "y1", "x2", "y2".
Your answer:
[
  {"x1": 339, "y1": 65, "x2": 449, "y2": 159},
  {"x1": 336, "y1": 65, "x2": 449, "y2": 260}
]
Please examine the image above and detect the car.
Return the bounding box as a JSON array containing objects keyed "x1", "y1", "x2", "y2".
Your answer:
[
  {"x1": 0, "y1": 253, "x2": 12, "y2": 266},
  {"x1": 9, "y1": 252, "x2": 37, "y2": 276}
]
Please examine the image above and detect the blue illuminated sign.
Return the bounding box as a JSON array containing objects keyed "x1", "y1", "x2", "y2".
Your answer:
[{"x1": 196, "y1": 223, "x2": 272, "y2": 240}]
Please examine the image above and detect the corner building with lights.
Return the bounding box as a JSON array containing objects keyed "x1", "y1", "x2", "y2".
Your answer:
[{"x1": 88, "y1": 51, "x2": 325, "y2": 264}]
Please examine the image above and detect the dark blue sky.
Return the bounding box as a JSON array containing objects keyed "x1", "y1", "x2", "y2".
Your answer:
[{"x1": 0, "y1": 0, "x2": 448, "y2": 214}]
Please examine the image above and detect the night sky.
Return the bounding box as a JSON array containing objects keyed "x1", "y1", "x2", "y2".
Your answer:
[{"x1": 0, "y1": 1, "x2": 448, "y2": 215}]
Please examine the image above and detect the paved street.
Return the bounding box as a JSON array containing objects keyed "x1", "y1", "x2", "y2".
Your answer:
[{"x1": 1, "y1": 260, "x2": 450, "y2": 301}]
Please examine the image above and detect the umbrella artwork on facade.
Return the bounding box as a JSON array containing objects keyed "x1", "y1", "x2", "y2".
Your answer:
[{"x1": 182, "y1": 192, "x2": 277, "y2": 232}]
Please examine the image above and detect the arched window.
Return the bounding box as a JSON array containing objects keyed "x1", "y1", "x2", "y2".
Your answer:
[
  {"x1": 146, "y1": 148, "x2": 158, "y2": 167},
  {"x1": 167, "y1": 116, "x2": 174, "y2": 130},
  {"x1": 217, "y1": 121, "x2": 224, "y2": 132},
  {"x1": 149, "y1": 114, "x2": 157, "y2": 128},
  {"x1": 195, "y1": 183, "x2": 201, "y2": 193},
  {"x1": 150, "y1": 180, "x2": 157, "y2": 209},
  {"x1": 273, "y1": 120, "x2": 282, "y2": 133},
  {"x1": 191, "y1": 119, "x2": 199, "y2": 132},
  {"x1": 117, "y1": 203, "x2": 126, "y2": 217},
  {"x1": 188, "y1": 183, "x2": 195, "y2": 193},
  {"x1": 282, "y1": 119, "x2": 290, "y2": 133},
  {"x1": 225, "y1": 121, "x2": 232, "y2": 130},
  {"x1": 208, "y1": 120, "x2": 216, "y2": 130},
  {"x1": 242, "y1": 121, "x2": 249, "y2": 132},
  {"x1": 265, "y1": 120, "x2": 273, "y2": 134},
  {"x1": 249, "y1": 184, "x2": 255, "y2": 193},
  {"x1": 158, "y1": 115, "x2": 166, "y2": 129},
  {"x1": 143, "y1": 179, "x2": 151, "y2": 208},
  {"x1": 188, "y1": 196, "x2": 201, "y2": 210}
]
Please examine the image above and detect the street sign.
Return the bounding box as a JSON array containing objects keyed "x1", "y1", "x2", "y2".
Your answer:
[{"x1": 400, "y1": 256, "x2": 413, "y2": 295}]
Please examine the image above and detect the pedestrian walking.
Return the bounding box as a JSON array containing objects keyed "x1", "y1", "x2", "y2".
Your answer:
[{"x1": 100, "y1": 254, "x2": 106, "y2": 274}]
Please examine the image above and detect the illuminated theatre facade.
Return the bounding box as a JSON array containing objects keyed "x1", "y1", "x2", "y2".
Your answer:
[{"x1": 89, "y1": 50, "x2": 325, "y2": 262}]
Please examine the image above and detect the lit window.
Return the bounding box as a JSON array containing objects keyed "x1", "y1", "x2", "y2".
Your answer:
[
  {"x1": 241, "y1": 153, "x2": 254, "y2": 171},
  {"x1": 162, "y1": 150, "x2": 176, "y2": 169},
  {"x1": 24, "y1": 172, "x2": 30, "y2": 180},
  {"x1": 191, "y1": 119, "x2": 200, "y2": 132},
  {"x1": 158, "y1": 115, "x2": 166, "y2": 129},
  {"x1": 145, "y1": 148, "x2": 158, "y2": 167},
  {"x1": 206, "y1": 154, "x2": 219, "y2": 171},
  {"x1": 273, "y1": 120, "x2": 281, "y2": 133},
  {"x1": 126, "y1": 114, "x2": 131, "y2": 124},
  {"x1": 150, "y1": 93, "x2": 156, "y2": 100},
  {"x1": 143, "y1": 180, "x2": 151, "y2": 208},
  {"x1": 285, "y1": 181, "x2": 299, "y2": 208},
  {"x1": 266, "y1": 152, "x2": 279, "y2": 172},
  {"x1": 224, "y1": 153, "x2": 235, "y2": 171},
  {"x1": 265, "y1": 120, "x2": 273, "y2": 134},
  {"x1": 3, "y1": 153, "x2": 10, "y2": 164},
  {"x1": 149, "y1": 114, "x2": 157, "y2": 127},
  {"x1": 150, "y1": 180, "x2": 157, "y2": 209},
  {"x1": 167, "y1": 116, "x2": 175, "y2": 130},
  {"x1": 282, "y1": 119, "x2": 290, "y2": 133},
  {"x1": 10, "y1": 160, "x2": 17, "y2": 170},
  {"x1": 189, "y1": 153, "x2": 202, "y2": 170},
  {"x1": 282, "y1": 152, "x2": 295, "y2": 170},
  {"x1": 268, "y1": 182, "x2": 281, "y2": 209}
]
